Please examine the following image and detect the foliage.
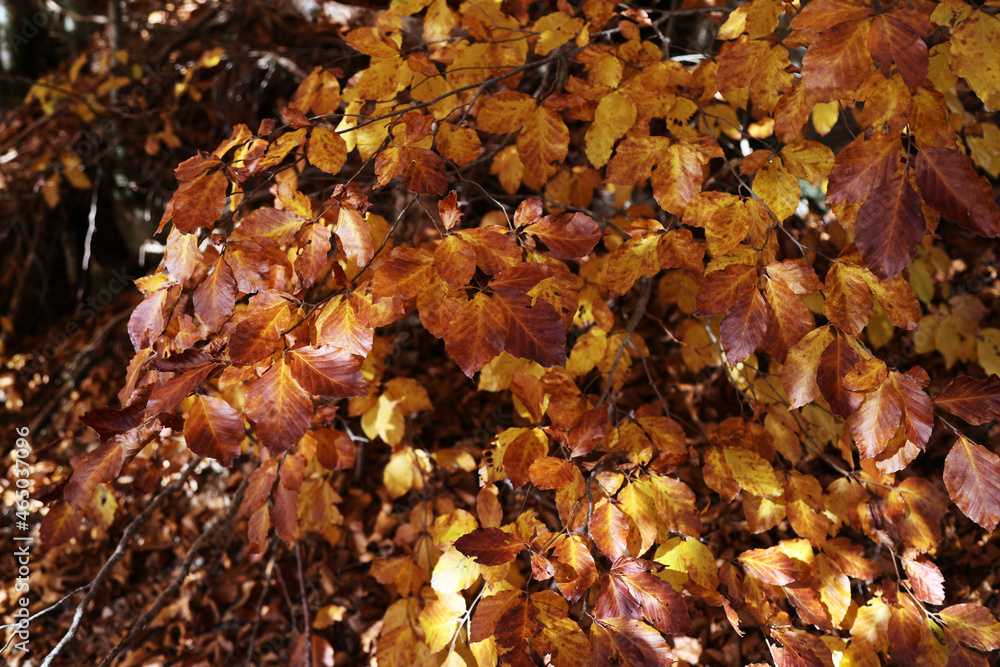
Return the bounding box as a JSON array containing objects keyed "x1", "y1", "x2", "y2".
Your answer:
[{"x1": 6, "y1": 0, "x2": 1000, "y2": 665}]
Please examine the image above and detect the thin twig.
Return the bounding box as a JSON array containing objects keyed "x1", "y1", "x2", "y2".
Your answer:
[
  {"x1": 38, "y1": 458, "x2": 202, "y2": 667},
  {"x1": 96, "y1": 474, "x2": 249, "y2": 666},
  {"x1": 244, "y1": 542, "x2": 280, "y2": 667},
  {"x1": 597, "y1": 277, "x2": 653, "y2": 409},
  {"x1": 295, "y1": 544, "x2": 312, "y2": 667}
]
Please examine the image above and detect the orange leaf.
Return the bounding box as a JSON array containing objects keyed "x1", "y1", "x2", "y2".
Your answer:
[
  {"x1": 590, "y1": 499, "x2": 631, "y2": 559},
  {"x1": 477, "y1": 91, "x2": 537, "y2": 134},
  {"x1": 184, "y1": 395, "x2": 245, "y2": 465},
  {"x1": 517, "y1": 105, "x2": 569, "y2": 182},
  {"x1": 738, "y1": 546, "x2": 799, "y2": 586},
  {"x1": 307, "y1": 127, "x2": 348, "y2": 174},
  {"x1": 503, "y1": 428, "x2": 549, "y2": 487},
  {"x1": 246, "y1": 358, "x2": 313, "y2": 454}
]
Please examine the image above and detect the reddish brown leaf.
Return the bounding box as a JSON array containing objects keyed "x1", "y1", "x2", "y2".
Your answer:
[
  {"x1": 145, "y1": 363, "x2": 217, "y2": 417},
  {"x1": 944, "y1": 436, "x2": 1000, "y2": 531},
  {"x1": 597, "y1": 618, "x2": 674, "y2": 667},
  {"x1": 495, "y1": 292, "x2": 567, "y2": 368},
  {"x1": 720, "y1": 288, "x2": 768, "y2": 364},
  {"x1": 443, "y1": 292, "x2": 506, "y2": 376},
  {"x1": 915, "y1": 146, "x2": 1000, "y2": 238},
  {"x1": 935, "y1": 375, "x2": 1000, "y2": 425},
  {"x1": 901, "y1": 554, "x2": 945, "y2": 605},
  {"x1": 816, "y1": 335, "x2": 863, "y2": 419},
  {"x1": 287, "y1": 345, "x2": 365, "y2": 399},
  {"x1": 245, "y1": 358, "x2": 313, "y2": 454},
  {"x1": 65, "y1": 424, "x2": 159, "y2": 510},
  {"x1": 621, "y1": 569, "x2": 692, "y2": 634},
  {"x1": 825, "y1": 136, "x2": 901, "y2": 205},
  {"x1": 525, "y1": 212, "x2": 603, "y2": 260},
  {"x1": 891, "y1": 370, "x2": 934, "y2": 446},
  {"x1": 39, "y1": 502, "x2": 82, "y2": 548},
  {"x1": 855, "y1": 176, "x2": 926, "y2": 279},
  {"x1": 868, "y1": 10, "x2": 932, "y2": 91},
  {"x1": 455, "y1": 527, "x2": 527, "y2": 566},
  {"x1": 183, "y1": 394, "x2": 245, "y2": 465},
  {"x1": 471, "y1": 590, "x2": 521, "y2": 643}
]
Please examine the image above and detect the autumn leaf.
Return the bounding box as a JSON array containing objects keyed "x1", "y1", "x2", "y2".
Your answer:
[
  {"x1": 934, "y1": 375, "x2": 1000, "y2": 425},
  {"x1": 738, "y1": 546, "x2": 799, "y2": 586},
  {"x1": 454, "y1": 527, "x2": 527, "y2": 566},
  {"x1": 183, "y1": 395, "x2": 245, "y2": 465},
  {"x1": 943, "y1": 436, "x2": 1000, "y2": 531}
]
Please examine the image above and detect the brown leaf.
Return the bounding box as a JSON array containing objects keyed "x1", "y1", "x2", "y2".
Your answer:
[
  {"x1": 901, "y1": 554, "x2": 945, "y2": 605},
  {"x1": 597, "y1": 618, "x2": 674, "y2": 667},
  {"x1": 915, "y1": 146, "x2": 1000, "y2": 237},
  {"x1": 855, "y1": 176, "x2": 926, "y2": 279},
  {"x1": 184, "y1": 395, "x2": 245, "y2": 465},
  {"x1": 935, "y1": 375, "x2": 1000, "y2": 425},
  {"x1": 816, "y1": 335, "x2": 863, "y2": 419},
  {"x1": 443, "y1": 292, "x2": 506, "y2": 377},
  {"x1": 287, "y1": 345, "x2": 365, "y2": 399},
  {"x1": 720, "y1": 288, "x2": 768, "y2": 364},
  {"x1": 783, "y1": 326, "x2": 836, "y2": 409},
  {"x1": 525, "y1": 212, "x2": 603, "y2": 260},
  {"x1": 824, "y1": 262, "x2": 874, "y2": 335},
  {"x1": 495, "y1": 292, "x2": 567, "y2": 368},
  {"x1": 454, "y1": 527, "x2": 527, "y2": 565},
  {"x1": 825, "y1": 135, "x2": 901, "y2": 205},
  {"x1": 245, "y1": 358, "x2": 312, "y2": 454},
  {"x1": 944, "y1": 436, "x2": 1000, "y2": 531}
]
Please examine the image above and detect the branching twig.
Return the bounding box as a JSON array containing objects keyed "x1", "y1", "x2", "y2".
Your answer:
[
  {"x1": 244, "y1": 541, "x2": 279, "y2": 667},
  {"x1": 38, "y1": 457, "x2": 202, "y2": 667},
  {"x1": 96, "y1": 473, "x2": 249, "y2": 667}
]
